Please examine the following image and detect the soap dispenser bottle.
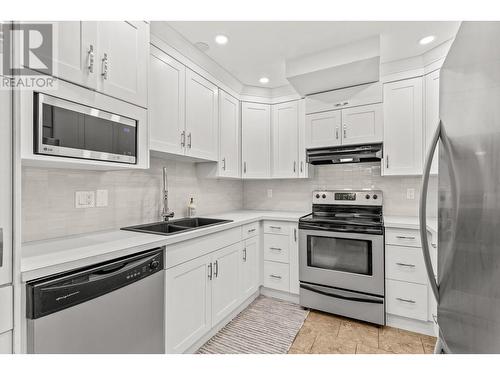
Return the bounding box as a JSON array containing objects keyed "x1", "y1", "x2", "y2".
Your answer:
[{"x1": 187, "y1": 197, "x2": 196, "y2": 218}]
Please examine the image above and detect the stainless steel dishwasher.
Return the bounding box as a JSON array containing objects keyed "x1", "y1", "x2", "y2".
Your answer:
[{"x1": 26, "y1": 248, "x2": 165, "y2": 354}]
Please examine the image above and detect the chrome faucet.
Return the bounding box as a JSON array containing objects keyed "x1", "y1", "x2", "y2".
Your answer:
[{"x1": 161, "y1": 167, "x2": 175, "y2": 221}]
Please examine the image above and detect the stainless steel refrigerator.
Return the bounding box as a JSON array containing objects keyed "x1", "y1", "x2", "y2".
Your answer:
[{"x1": 420, "y1": 21, "x2": 500, "y2": 354}]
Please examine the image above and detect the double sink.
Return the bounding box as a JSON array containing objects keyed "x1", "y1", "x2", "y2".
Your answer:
[{"x1": 121, "y1": 217, "x2": 233, "y2": 236}]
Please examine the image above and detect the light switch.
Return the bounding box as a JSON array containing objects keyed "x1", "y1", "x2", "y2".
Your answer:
[
  {"x1": 96, "y1": 189, "x2": 108, "y2": 207},
  {"x1": 75, "y1": 191, "x2": 95, "y2": 208},
  {"x1": 406, "y1": 188, "x2": 415, "y2": 200}
]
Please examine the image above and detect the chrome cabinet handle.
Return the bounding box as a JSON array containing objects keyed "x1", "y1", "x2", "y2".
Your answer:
[
  {"x1": 0, "y1": 228, "x2": 3, "y2": 267},
  {"x1": 293, "y1": 161, "x2": 296, "y2": 173},
  {"x1": 214, "y1": 260, "x2": 219, "y2": 278},
  {"x1": 335, "y1": 128, "x2": 339, "y2": 140},
  {"x1": 269, "y1": 226, "x2": 282, "y2": 230},
  {"x1": 396, "y1": 262, "x2": 416, "y2": 268},
  {"x1": 342, "y1": 101, "x2": 348, "y2": 106},
  {"x1": 386, "y1": 154, "x2": 389, "y2": 169},
  {"x1": 243, "y1": 248, "x2": 247, "y2": 262},
  {"x1": 269, "y1": 247, "x2": 282, "y2": 252},
  {"x1": 87, "y1": 45, "x2": 95, "y2": 73},
  {"x1": 180, "y1": 130, "x2": 186, "y2": 147},
  {"x1": 101, "y1": 53, "x2": 108, "y2": 80},
  {"x1": 243, "y1": 162, "x2": 247, "y2": 174},
  {"x1": 269, "y1": 274, "x2": 282, "y2": 279},
  {"x1": 187, "y1": 132, "x2": 192, "y2": 148},
  {"x1": 247, "y1": 228, "x2": 256, "y2": 233},
  {"x1": 431, "y1": 243, "x2": 437, "y2": 248},
  {"x1": 343, "y1": 125, "x2": 347, "y2": 138},
  {"x1": 396, "y1": 297, "x2": 416, "y2": 304},
  {"x1": 300, "y1": 161, "x2": 303, "y2": 173},
  {"x1": 294, "y1": 228, "x2": 297, "y2": 242},
  {"x1": 222, "y1": 158, "x2": 226, "y2": 170},
  {"x1": 396, "y1": 235, "x2": 416, "y2": 240},
  {"x1": 208, "y1": 263, "x2": 213, "y2": 280}
]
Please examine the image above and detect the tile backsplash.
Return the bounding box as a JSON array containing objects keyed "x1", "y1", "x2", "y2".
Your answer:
[
  {"x1": 22, "y1": 160, "x2": 437, "y2": 242},
  {"x1": 22, "y1": 158, "x2": 243, "y2": 242},
  {"x1": 243, "y1": 163, "x2": 438, "y2": 217}
]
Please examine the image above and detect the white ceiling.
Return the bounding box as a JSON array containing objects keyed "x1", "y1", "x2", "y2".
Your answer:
[{"x1": 168, "y1": 21, "x2": 461, "y2": 88}]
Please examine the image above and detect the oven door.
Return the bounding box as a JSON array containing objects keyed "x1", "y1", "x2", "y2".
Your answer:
[
  {"x1": 299, "y1": 225, "x2": 384, "y2": 296},
  {"x1": 34, "y1": 93, "x2": 137, "y2": 164}
]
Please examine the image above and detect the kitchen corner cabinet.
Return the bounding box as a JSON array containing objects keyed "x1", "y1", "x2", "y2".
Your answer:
[
  {"x1": 185, "y1": 69, "x2": 219, "y2": 161},
  {"x1": 272, "y1": 101, "x2": 299, "y2": 178},
  {"x1": 241, "y1": 102, "x2": 271, "y2": 178},
  {"x1": 424, "y1": 70, "x2": 440, "y2": 175},
  {"x1": 149, "y1": 46, "x2": 186, "y2": 155},
  {"x1": 218, "y1": 91, "x2": 241, "y2": 178},
  {"x1": 41, "y1": 21, "x2": 148, "y2": 107},
  {"x1": 383, "y1": 77, "x2": 423, "y2": 176}
]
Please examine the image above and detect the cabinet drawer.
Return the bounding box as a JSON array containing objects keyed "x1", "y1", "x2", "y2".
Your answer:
[
  {"x1": 242, "y1": 222, "x2": 260, "y2": 239},
  {"x1": 263, "y1": 261, "x2": 290, "y2": 292},
  {"x1": 386, "y1": 279, "x2": 428, "y2": 321},
  {"x1": 386, "y1": 245, "x2": 427, "y2": 285},
  {"x1": 263, "y1": 234, "x2": 290, "y2": 263},
  {"x1": 0, "y1": 285, "x2": 13, "y2": 334},
  {"x1": 263, "y1": 221, "x2": 291, "y2": 236},
  {"x1": 385, "y1": 228, "x2": 422, "y2": 247}
]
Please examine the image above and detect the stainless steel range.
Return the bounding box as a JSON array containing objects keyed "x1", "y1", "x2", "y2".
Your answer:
[{"x1": 299, "y1": 190, "x2": 385, "y2": 325}]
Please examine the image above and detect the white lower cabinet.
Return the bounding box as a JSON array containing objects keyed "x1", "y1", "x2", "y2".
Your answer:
[
  {"x1": 0, "y1": 331, "x2": 12, "y2": 354},
  {"x1": 0, "y1": 286, "x2": 13, "y2": 335},
  {"x1": 386, "y1": 279, "x2": 428, "y2": 321},
  {"x1": 241, "y1": 236, "x2": 260, "y2": 300},
  {"x1": 263, "y1": 261, "x2": 290, "y2": 292}
]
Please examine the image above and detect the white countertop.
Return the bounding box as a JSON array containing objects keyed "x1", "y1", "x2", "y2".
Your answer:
[
  {"x1": 384, "y1": 215, "x2": 438, "y2": 239},
  {"x1": 21, "y1": 210, "x2": 307, "y2": 282}
]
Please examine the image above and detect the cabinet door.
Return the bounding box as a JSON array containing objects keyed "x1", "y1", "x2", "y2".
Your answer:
[
  {"x1": 39, "y1": 22, "x2": 98, "y2": 89},
  {"x1": 341, "y1": 103, "x2": 383, "y2": 145},
  {"x1": 97, "y1": 21, "x2": 149, "y2": 107},
  {"x1": 297, "y1": 99, "x2": 309, "y2": 178},
  {"x1": 0, "y1": 88, "x2": 11, "y2": 286},
  {"x1": 185, "y1": 69, "x2": 219, "y2": 161},
  {"x1": 219, "y1": 91, "x2": 240, "y2": 177},
  {"x1": 211, "y1": 243, "x2": 242, "y2": 327},
  {"x1": 241, "y1": 102, "x2": 271, "y2": 178},
  {"x1": 383, "y1": 77, "x2": 423, "y2": 176},
  {"x1": 272, "y1": 101, "x2": 299, "y2": 178},
  {"x1": 166, "y1": 254, "x2": 212, "y2": 353},
  {"x1": 241, "y1": 237, "x2": 260, "y2": 300},
  {"x1": 305, "y1": 110, "x2": 341, "y2": 149},
  {"x1": 0, "y1": 331, "x2": 12, "y2": 354},
  {"x1": 149, "y1": 47, "x2": 186, "y2": 156},
  {"x1": 425, "y1": 70, "x2": 440, "y2": 175},
  {"x1": 289, "y1": 226, "x2": 300, "y2": 295}
]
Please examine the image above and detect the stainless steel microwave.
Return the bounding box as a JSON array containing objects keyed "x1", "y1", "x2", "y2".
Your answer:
[{"x1": 34, "y1": 93, "x2": 137, "y2": 164}]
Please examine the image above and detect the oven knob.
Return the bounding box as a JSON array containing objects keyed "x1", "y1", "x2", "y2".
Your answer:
[
  {"x1": 149, "y1": 260, "x2": 160, "y2": 270},
  {"x1": 322, "y1": 194, "x2": 326, "y2": 199},
  {"x1": 315, "y1": 194, "x2": 320, "y2": 199},
  {"x1": 373, "y1": 194, "x2": 378, "y2": 200},
  {"x1": 365, "y1": 194, "x2": 371, "y2": 199}
]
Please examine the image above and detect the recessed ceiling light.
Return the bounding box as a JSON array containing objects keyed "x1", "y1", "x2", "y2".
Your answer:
[
  {"x1": 419, "y1": 35, "x2": 436, "y2": 45},
  {"x1": 259, "y1": 77, "x2": 269, "y2": 84},
  {"x1": 215, "y1": 35, "x2": 228, "y2": 45}
]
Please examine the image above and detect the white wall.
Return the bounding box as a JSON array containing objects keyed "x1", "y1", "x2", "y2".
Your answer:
[
  {"x1": 22, "y1": 157, "x2": 243, "y2": 242},
  {"x1": 243, "y1": 163, "x2": 438, "y2": 217}
]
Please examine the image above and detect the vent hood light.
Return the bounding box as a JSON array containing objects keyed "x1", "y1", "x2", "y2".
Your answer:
[{"x1": 340, "y1": 158, "x2": 354, "y2": 163}]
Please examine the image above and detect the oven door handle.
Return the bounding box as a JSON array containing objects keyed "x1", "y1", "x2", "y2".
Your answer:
[
  {"x1": 299, "y1": 223, "x2": 382, "y2": 235},
  {"x1": 300, "y1": 284, "x2": 383, "y2": 304}
]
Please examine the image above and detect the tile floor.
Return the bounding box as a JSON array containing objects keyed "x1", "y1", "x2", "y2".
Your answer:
[{"x1": 288, "y1": 310, "x2": 436, "y2": 354}]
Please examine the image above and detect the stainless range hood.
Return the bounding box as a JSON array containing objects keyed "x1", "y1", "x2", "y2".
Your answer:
[{"x1": 306, "y1": 143, "x2": 383, "y2": 165}]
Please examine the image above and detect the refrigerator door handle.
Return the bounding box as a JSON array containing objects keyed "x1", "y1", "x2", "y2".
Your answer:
[{"x1": 419, "y1": 120, "x2": 441, "y2": 302}]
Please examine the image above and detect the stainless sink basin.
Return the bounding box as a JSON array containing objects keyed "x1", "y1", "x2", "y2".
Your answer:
[{"x1": 121, "y1": 217, "x2": 232, "y2": 236}]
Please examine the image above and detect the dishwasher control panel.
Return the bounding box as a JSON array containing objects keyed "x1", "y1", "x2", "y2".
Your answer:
[{"x1": 26, "y1": 248, "x2": 165, "y2": 319}]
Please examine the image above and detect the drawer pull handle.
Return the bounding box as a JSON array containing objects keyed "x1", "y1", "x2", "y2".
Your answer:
[
  {"x1": 396, "y1": 235, "x2": 416, "y2": 240},
  {"x1": 396, "y1": 297, "x2": 416, "y2": 304},
  {"x1": 396, "y1": 262, "x2": 416, "y2": 268},
  {"x1": 269, "y1": 247, "x2": 282, "y2": 252},
  {"x1": 243, "y1": 248, "x2": 247, "y2": 262},
  {"x1": 269, "y1": 274, "x2": 282, "y2": 279},
  {"x1": 269, "y1": 226, "x2": 282, "y2": 230},
  {"x1": 431, "y1": 243, "x2": 437, "y2": 248},
  {"x1": 248, "y1": 228, "x2": 256, "y2": 233}
]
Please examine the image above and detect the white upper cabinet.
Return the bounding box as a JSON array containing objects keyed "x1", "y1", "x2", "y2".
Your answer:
[
  {"x1": 383, "y1": 77, "x2": 423, "y2": 176},
  {"x1": 218, "y1": 91, "x2": 241, "y2": 178},
  {"x1": 424, "y1": 70, "x2": 440, "y2": 175},
  {"x1": 149, "y1": 47, "x2": 186, "y2": 155},
  {"x1": 341, "y1": 103, "x2": 383, "y2": 145},
  {"x1": 46, "y1": 21, "x2": 98, "y2": 89},
  {"x1": 185, "y1": 69, "x2": 219, "y2": 161},
  {"x1": 97, "y1": 21, "x2": 149, "y2": 108},
  {"x1": 272, "y1": 101, "x2": 299, "y2": 178},
  {"x1": 241, "y1": 102, "x2": 271, "y2": 178},
  {"x1": 306, "y1": 110, "x2": 342, "y2": 149}
]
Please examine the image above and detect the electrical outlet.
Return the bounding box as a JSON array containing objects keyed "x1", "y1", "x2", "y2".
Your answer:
[
  {"x1": 96, "y1": 189, "x2": 108, "y2": 207},
  {"x1": 75, "y1": 191, "x2": 95, "y2": 208},
  {"x1": 267, "y1": 189, "x2": 273, "y2": 198},
  {"x1": 406, "y1": 188, "x2": 415, "y2": 200}
]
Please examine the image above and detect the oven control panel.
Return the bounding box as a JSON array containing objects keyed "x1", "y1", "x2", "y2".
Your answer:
[{"x1": 312, "y1": 190, "x2": 383, "y2": 206}]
